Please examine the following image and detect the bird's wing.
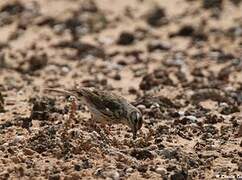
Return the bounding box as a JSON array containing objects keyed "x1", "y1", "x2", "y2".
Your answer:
[{"x1": 80, "y1": 88, "x2": 127, "y2": 119}]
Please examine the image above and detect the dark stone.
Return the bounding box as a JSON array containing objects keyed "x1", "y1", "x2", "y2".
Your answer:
[
  {"x1": 74, "y1": 164, "x2": 81, "y2": 171},
  {"x1": 0, "y1": 121, "x2": 13, "y2": 130},
  {"x1": 117, "y1": 32, "x2": 135, "y2": 45},
  {"x1": 147, "y1": 40, "x2": 171, "y2": 52},
  {"x1": 137, "y1": 164, "x2": 148, "y2": 173},
  {"x1": 28, "y1": 53, "x2": 48, "y2": 72},
  {"x1": 160, "y1": 148, "x2": 179, "y2": 160},
  {"x1": 82, "y1": 159, "x2": 92, "y2": 169},
  {"x1": 176, "y1": 25, "x2": 195, "y2": 37},
  {"x1": 49, "y1": 174, "x2": 60, "y2": 180},
  {"x1": 113, "y1": 73, "x2": 121, "y2": 81},
  {"x1": 170, "y1": 169, "x2": 188, "y2": 180},
  {"x1": 130, "y1": 149, "x2": 154, "y2": 160},
  {"x1": 30, "y1": 97, "x2": 63, "y2": 121},
  {"x1": 146, "y1": 7, "x2": 167, "y2": 27},
  {"x1": 230, "y1": 0, "x2": 242, "y2": 5},
  {"x1": 203, "y1": 0, "x2": 223, "y2": 9},
  {"x1": 21, "y1": 117, "x2": 32, "y2": 129},
  {"x1": 238, "y1": 163, "x2": 242, "y2": 172},
  {"x1": 0, "y1": 2, "x2": 25, "y2": 15},
  {"x1": 220, "y1": 105, "x2": 240, "y2": 115}
]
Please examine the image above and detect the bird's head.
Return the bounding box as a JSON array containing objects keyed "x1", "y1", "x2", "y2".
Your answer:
[{"x1": 127, "y1": 108, "x2": 143, "y2": 139}]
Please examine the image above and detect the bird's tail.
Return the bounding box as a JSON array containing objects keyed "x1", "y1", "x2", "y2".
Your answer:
[{"x1": 44, "y1": 88, "x2": 79, "y2": 99}]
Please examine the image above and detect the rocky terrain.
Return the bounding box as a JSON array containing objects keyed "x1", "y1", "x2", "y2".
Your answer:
[{"x1": 0, "y1": 0, "x2": 242, "y2": 179}]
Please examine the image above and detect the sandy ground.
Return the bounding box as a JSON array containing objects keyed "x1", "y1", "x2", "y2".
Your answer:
[{"x1": 0, "y1": 0, "x2": 242, "y2": 179}]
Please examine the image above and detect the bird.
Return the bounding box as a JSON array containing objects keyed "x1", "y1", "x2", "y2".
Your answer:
[{"x1": 45, "y1": 87, "x2": 143, "y2": 139}]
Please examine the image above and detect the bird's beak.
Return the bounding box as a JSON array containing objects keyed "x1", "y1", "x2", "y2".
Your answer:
[{"x1": 132, "y1": 127, "x2": 137, "y2": 140}]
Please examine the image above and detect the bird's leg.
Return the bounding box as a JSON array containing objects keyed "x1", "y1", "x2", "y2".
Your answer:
[
  {"x1": 90, "y1": 114, "x2": 112, "y2": 143},
  {"x1": 89, "y1": 114, "x2": 99, "y2": 132},
  {"x1": 236, "y1": 122, "x2": 242, "y2": 137},
  {"x1": 68, "y1": 96, "x2": 77, "y2": 125}
]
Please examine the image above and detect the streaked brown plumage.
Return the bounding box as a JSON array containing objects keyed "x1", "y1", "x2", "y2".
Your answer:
[{"x1": 45, "y1": 87, "x2": 143, "y2": 139}]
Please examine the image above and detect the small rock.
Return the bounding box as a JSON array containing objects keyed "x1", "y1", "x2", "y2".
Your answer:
[
  {"x1": 128, "y1": 87, "x2": 138, "y2": 95},
  {"x1": 147, "y1": 40, "x2": 171, "y2": 52},
  {"x1": 49, "y1": 174, "x2": 60, "y2": 180},
  {"x1": 29, "y1": 96, "x2": 61, "y2": 120},
  {"x1": 238, "y1": 163, "x2": 242, "y2": 172},
  {"x1": 137, "y1": 164, "x2": 148, "y2": 173},
  {"x1": 160, "y1": 148, "x2": 178, "y2": 159},
  {"x1": 126, "y1": 168, "x2": 133, "y2": 173},
  {"x1": 69, "y1": 172, "x2": 80, "y2": 180},
  {"x1": 203, "y1": 125, "x2": 218, "y2": 135},
  {"x1": 23, "y1": 148, "x2": 35, "y2": 156},
  {"x1": 61, "y1": 66, "x2": 70, "y2": 75},
  {"x1": 12, "y1": 135, "x2": 25, "y2": 145},
  {"x1": 203, "y1": 0, "x2": 223, "y2": 9},
  {"x1": 11, "y1": 156, "x2": 21, "y2": 163},
  {"x1": 21, "y1": 117, "x2": 32, "y2": 129},
  {"x1": 117, "y1": 32, "x2": 134, "y2": 45},
  {"x1": 28, "y1": 53, "x2": 48, "y2": 72},
  {"x1": 146, "y1": 6, "x2": 167, "y2": 27},
  {"x1": 113, "y1": 73, "x2": 121, "y2": 80},
  {"x1": 106, "y1": 170, "x2": 120, "y2": 180},
  {"x1": 166, "y1": 164, "x2": 177, "y2": 171},
  {"x1": 238, "y1": 151, "x2": 242, "y2": 157},
  {"x1": 130, "y1": 149, "x2": 154, "y2": 160},
  {"x1": 170, "y1": 169, "x2": 188, "y2": 180},
  {"x1": 82, "y1": 159, "x2": 92, "y2": 169},
  {"x1": 155, "y1": 167, "x2": 167, "y2": 176},
  {"x1": 0, "y1": 171, "x2": 9, "y2": 179},
  {"x1": 198, "y1": 151, "x2": 219, "y2": 159},
  {"x1": 174, "y1": 25, "x2": 195, "y2": 37},
  {"x1": 183, "y1": 115, "x2": 197, "y2": 124},
  {"x1": 230, "y1": 0, "x2": 242, "y2": 5},
  {"x1": 94, "y1": 168, "x2": 103, "y2": 177},
  {"x1": 74, "y1": 164, "x2": 81, "y2": 171}
]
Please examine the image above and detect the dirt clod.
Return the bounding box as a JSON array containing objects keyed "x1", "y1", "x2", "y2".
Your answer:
[
  {"x1": 117, "y1": 32, "x2": 135, "y2": 45},
  {"x1": 146, "y1": 6, "x2": 167, "y2": 27}
]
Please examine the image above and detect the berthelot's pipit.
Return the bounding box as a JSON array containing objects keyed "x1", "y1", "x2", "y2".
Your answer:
[{"x1": 45, "y1": 87, "x2": 143, "y2": 139}]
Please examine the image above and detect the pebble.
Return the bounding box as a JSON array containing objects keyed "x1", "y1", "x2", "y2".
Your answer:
[
  {"x1": 185, "y1": 115, "x2": 197, "y2": 123},
  {"x1": 117, "y1": 32, "x2": 134, "y2": 45},
  {"x1": 238, "y1": 163, "x2": 242, "y2": 172},
  {"x1": 160, "y1": 148, "x2": 178, "y2": 159},
  {"x1": 12, "y1": 135, "x2": 25, "y2": 145},
  {"x1": 106, "y1": 170, "x2": 120, "y2": 180},
  {"x1": 49, "y1": 173, "x2": 60, "y2": 180},
  {"x1": 146, "y1": 6, "x2": 166, "y2": 27},
  {"x1": 178, "y1": 111, "x2": 185, "y2": 116},
  {"x1": 170, "y1": 169, "x2": 188, "y2": 180},
  {"x1": 147, "y1": 40, "x2": 171, "y2": 52},
  {"x1": 61, "y1": 66, "x2": 70, "y2": 75},
  {"x1": 155, "y1": 167, "x2": 167, "y2": 176},
  {"x1": 126, "y1": 168, "x2": 133, "y2": 173},
  {"x1": 23, "y1": 148, "x2": 35, "y2": 156}
]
